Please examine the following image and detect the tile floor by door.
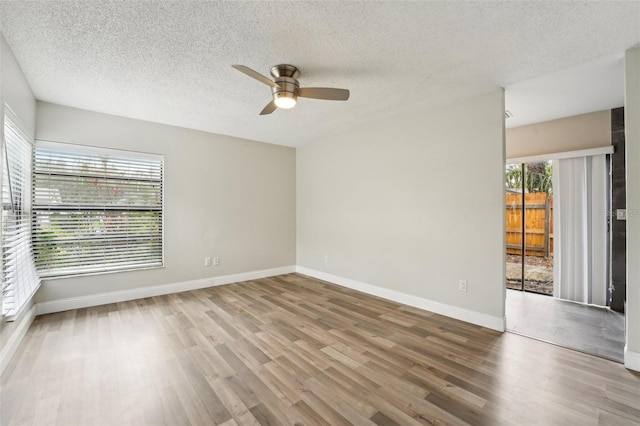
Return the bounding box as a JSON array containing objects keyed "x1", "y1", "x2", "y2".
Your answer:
[{"x1": 506, "y1": 289, "x2": 625, "y2": 362}]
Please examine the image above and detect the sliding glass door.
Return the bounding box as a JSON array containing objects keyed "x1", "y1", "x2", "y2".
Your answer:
[
  {"x1": 506, "y1": 164, "x2": 523, "y2": 291},
  {"x1": 506, "y1": 162, "x2": 553, "y2": 295}
]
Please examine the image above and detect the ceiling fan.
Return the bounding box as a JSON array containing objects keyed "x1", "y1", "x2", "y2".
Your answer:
[{"x1": 232, "y1": 64, "x2": 350, "y2": 115}]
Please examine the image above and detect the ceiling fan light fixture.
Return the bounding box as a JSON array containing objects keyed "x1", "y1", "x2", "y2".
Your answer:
[
  {"x1": 274, "y1": 93, "x2": 297, "y2": 109},
  {"x1": 232, "y1": 64, "x2": 349, "y2": 115}
]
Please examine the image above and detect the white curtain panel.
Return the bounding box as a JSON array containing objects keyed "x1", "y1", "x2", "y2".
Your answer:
[{"x1": 553, "y1": 155, "x2": 608, "y2": 306}]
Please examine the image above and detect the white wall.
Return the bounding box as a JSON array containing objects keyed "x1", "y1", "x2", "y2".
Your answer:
[
  {"x1": 34, "y1": 102, "x2": 296, "y2": 302},
  {"x1": 0, "y1": 33, "x2": 37, "y2": 369},
  {"x1": 297, "y1": 89, "x2": 506, "y2": 329},
  {"x1": 624, "y1": 46, "x2": 640, "y2": 371}
]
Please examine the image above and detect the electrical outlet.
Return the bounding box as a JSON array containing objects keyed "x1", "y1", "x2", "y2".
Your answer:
[
  {"x1": 204, "y1": 257, "x2": 212, "y2": 267},
  {"x1": 213, "y1": 257, "x2": 220, "y2": 266},
  {"x1": 324, "y1": 254, "x2": 329, "y2": 263},
  {"x1": 458, "y1": 280, "x2": 467, "y2": 292}
]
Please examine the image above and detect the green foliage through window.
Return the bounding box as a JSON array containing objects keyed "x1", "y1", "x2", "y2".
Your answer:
[
  {"x1": 505, "y1": 161, "x2": 553, "y2": 194},
  {"x1": 32, "y1": 142, "x2": 163, "y2": 277}
]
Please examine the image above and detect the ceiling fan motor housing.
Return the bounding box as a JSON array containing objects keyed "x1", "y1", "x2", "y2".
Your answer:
[
  {"x1": 270, "y1": 64, "x2": 299, "y2": 79},
  {"x1": 271, "y1": 76, "x2": 299, "y2": 105},
  {"x1": 270, "y1": 65, "x2": 300, "y2": 107}
]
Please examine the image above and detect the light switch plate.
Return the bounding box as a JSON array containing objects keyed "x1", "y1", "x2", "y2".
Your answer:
[{"x1": 617, "y1": 209, "x2": 627, "y2": 220}]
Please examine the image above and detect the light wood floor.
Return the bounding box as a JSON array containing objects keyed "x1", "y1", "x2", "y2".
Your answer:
[{"x1": 2, "y1": 273, "x2": 640, "y2": 426}]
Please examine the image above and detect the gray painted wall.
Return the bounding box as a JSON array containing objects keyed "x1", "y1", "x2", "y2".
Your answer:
[
  {"x1": 506, "y1": 110, "x2": 611, "y2": 159},
  {"x1": 297, "y1": 89, "x2": 506, "y2": 324},
  {"x1": 34, "y1": 102, "x2": 296, "y2": 302},
  {"x1": 624, "y1": 47, "x2": 640, "y2": 369}
]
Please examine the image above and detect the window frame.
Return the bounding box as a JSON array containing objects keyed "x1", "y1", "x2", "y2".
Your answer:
[
  {"x1": 32, "y1": 140, "x2": 165, "y2": 279},
  {"x1": 1, "y1": 106, "x2": 41, "y2": 319}
]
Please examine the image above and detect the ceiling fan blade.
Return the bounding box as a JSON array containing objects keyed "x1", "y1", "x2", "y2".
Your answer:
[
  {"x1": 232, "y1": 65, "x2": 280, "y2": 89},
  {"x1": 260, "y1": 100, "x2": 277, "y2": 115},
  {"x1": 298, "y1": 87, "x2": 350, "y2": 101}
]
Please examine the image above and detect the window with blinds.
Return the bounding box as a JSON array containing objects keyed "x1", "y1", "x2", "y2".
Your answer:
[
  {"x1": 32, "y1": 141, "x2": 163, "y2": 277},
  {"x1": 2, "y1": 106, "x2": 41, "y2": 319}
]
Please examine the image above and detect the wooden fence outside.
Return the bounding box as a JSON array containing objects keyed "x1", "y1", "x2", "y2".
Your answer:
[{"x1": 506, "y1": 192, "x2": 554, "y2": 257}]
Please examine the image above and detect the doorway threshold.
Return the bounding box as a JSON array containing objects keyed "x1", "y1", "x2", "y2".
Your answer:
[{"x1": 506, "y1": 289, "x2": 624, "y2": 363}]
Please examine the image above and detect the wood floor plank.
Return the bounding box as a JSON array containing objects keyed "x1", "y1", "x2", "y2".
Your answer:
[
  {"x1": 291, "y1": 339, "x2": 333, "y2": 371},
  {"x1": 262, "y1": 361, "x2": 304, "y2": 405},
  {"x1": 303, "y1": 376, "x2": 378, "y2": 425},
  {"x1": 233, "y1": 411, "x2": 261, "y2": 426},
  {"x1": 2, "y1": 273, "x2": 640, "y2": 426},
  {"x1": 291, "y1": 399, "x2": 332, "y2": 426},
  {"x1": 370, "y1": 410, "x2": 402, "y2": 426},
  {"x1": 311, "y1": 369, "x2": 378, "y2": 418},
  {"x1": 363, "y1": 391, "x2": 428, "y2": 426}
]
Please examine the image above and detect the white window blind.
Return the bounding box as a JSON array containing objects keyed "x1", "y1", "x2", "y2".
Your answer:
[
  {"x1": 32, "y1": 141, "x2": 163, "y2": 277},
  {"x1": 2, "y1": 106, "x2": 40, "y2": 319}
]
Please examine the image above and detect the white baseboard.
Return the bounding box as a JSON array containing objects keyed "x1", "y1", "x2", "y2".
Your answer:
[
  {"x1": 624, "y1": 346, "x2": 640, "y2": 372},
  {"x1": 296, "y1": 266, "x2": 505, "y2": 332},
  {"x1": 36, "y1": 265, "x2": 296, "y2": 316},
  {"x1": 0, "y1": 304, "x2": 37, "y2": 376},
  {"x1": 7, "y1": 265, "x2": 636, "y2": 374}
]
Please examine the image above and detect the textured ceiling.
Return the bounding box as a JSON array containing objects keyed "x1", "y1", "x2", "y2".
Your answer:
[
  {"x1": 505, "y1": 54, "x2": 625, "y2": 128},
  {"x1": 1, "y1": 1, "x2": 639, "y2": 147}
]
